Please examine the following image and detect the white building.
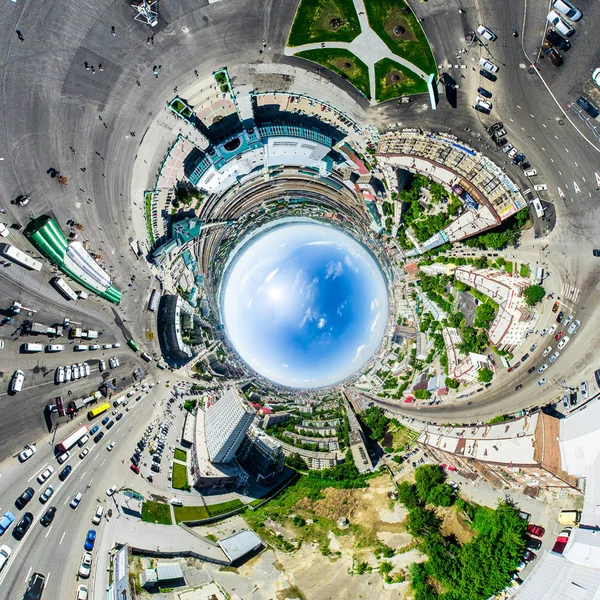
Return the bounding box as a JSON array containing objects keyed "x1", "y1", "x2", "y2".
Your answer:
[
  {"x1": 442, "y1": 327, "x2": 488, "y2": 383},
  {"x1": 204, "y1": 388, "x2": 256, "y2": 463},
  {"x1": 454, "y1": 266, "x2": 534, "y2": 350}
]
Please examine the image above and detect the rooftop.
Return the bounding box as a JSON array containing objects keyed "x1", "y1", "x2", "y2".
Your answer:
[{"x1": 218, "y1": 529, "x2": 262, "y2": 563}]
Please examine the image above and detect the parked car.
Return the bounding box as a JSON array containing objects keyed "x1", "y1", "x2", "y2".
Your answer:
[
  {"x1": 568, "y1": 320, "x2": 581, "y2": 335},
  {"x1": 556, "y1": 311, "x2": 565, "y2": 323},
  {"x1": 92, "y1": 505, "x2": 104, "y2": 525},
  {"x1": 547, "y1": 10, "x2": 576, "y2": 36},
  {"x1": 537, "y1": 378, "x2": 547, "y2": 386},
  {"x1": 527, "y1": 524, "x2": 545, "y2": 537},
  {"x1": 478, "y1": 87, "x2": 492, "y2": 98},
  {"x1": 18, "y1": 445, "x2": 37, "y2": 462},
  {"x1": 84, "y1": 529, "x2": 96, "y2": 551},
  {"x1": 543, "y1": 346, "x2": 553, "y2": 357},
  {"x1": 581, "y1": 381, "x2": 589, "y2": 399},
  {"x1": 553, "y1": 0, "x2": 582, "y2": 21},
  {"x1": 477, "y1": 24, "x2": 497, "y2": 41},
  {"x1": 544, "y1": 46, "x2": 564, "y2": 66},
  {"x1": 79, "y1": 552, "x2": 93, "y2": 578},
  {"x1": 577, "y1": 96, "x2": 600, "y2": 119},
  {"x1": 479, "y1": 57, "x2": 499, "y2": 72},
  {"x1": 545, "y1": 28, "x2": 571, "y2": 50},
  {"x1": 549, "y1": 351, "x2": 560, "y2": 363},
  {"x1": 525, "y1": 536, "x2": 542, "y2": 550}
]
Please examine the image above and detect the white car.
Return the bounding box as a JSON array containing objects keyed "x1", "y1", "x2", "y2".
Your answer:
[
  {"x1": 534, "y1": 184, "x2": 548, "y2": 191},
  {"x1": 547, "y1": 10, "x2": 576, "y2": 36},
  {"x1": 89, "y1": 345, "x2": 100, "y2": 351},
  {"x1": 477, "y1": 24, "x2": 497, "y2": 41},
  {"x1": 553, "y1": 0, "x2": 582, "y2": 21},
  {"x1": 79, "y1": 448, "x2": 90, "y2": 459},
  {"x1": 549, "y1": 324, "x2": 557, "y2": 336},
  {"x1": 557, "y1": 336, "x2": 570, "y2": 349},
  {"x1": 524, "y1": 169, "x2": 537, "y2": 177},
  {"x1": 64, "y1": 368, "x2": 72, "y2": 382},
  {"x1": 581, "y1": 381, "x2": 589, "y2": 399},
  {"x1": 540, "y1": 328, "x2": 548, "y2": 337},
  {"x1": 479, "y1": 57, "x2": 499, "y2": 73},
  {"x1": 549, "y1": 351, "x2": 560, "y2": 364},
  {"x1": 502, "y1": 143, "x2": 514, "y2": 154},
  {"x1": 70, "y1": 492, "x2": 83, "y2": 509},
  {"x1": 107, "y1": 442, "x2": 115, "y2": 452},
  {"x1": 79, "y1": 552, "x2": 92, "y2": 578},
  {"x1": 538, "y1": 363, "x2": 548, "y2": 373},
  {"x1": 103, "y1": 344, "x2": 112, "y2": 350},
  {"x1": 106, "y1": 485, "x2": 117, "y2": 496},
  {"x1": 37, "y1": 467, "x2": 54, "y2": 484},
  {"x1": 92, "y1": 505, "x2": 104, "y2": 525},
  {"x1": 55, "y1": 367, "x2": 65, "y2": 384},
  {"x1": 568, "y1": 320, "x2": 581, "y2": 335},
  {"x1": 0, "y1": 223, "x2": 9, "y2": 238},
  {"x1": 99, "y1": 360, "x2": 106, "y2": 371},
  {"x1": 19, "y1": 445, "x2": 36, "y2": 462},
  {"x1": 76, "y1": 585, "x2": 88, "y2": 600},
  {"x1": 170, "y1": 498, "x2": 183, "y2": 506},
  {"x1": 113, "y1": 343, "x2": 121, "y2": 348},
  {"x1": 508, "y1": 147, "x2": 518, "y2": 159},
  {"x1": 476, "y1": 97, "x2": 492, "y2": 111},
  {"x1": 40, "y1": 485, "x2": 55, "y2": 503},
  {"x1": 72, "y1": 365, "x2": 79, "y2": 380},
  {"x1": 543, "y1": 345, "x2": 553, "y2": 357},
  {"x1": 594, "y1": 68, "x2": 600, "y2": 88},
  {"x1": 0, "y1": 544, "x2": 11, "y2": 573},
  {"x1": 538, "y1": 378, "x2": 547, "y2": 386},
  {"x1": 564, "y1": 315, "x2": 573, "y2": 326}
]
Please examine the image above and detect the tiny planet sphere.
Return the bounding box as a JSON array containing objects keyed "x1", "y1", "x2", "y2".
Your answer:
[{"x1": 221, "y1": 221, "x2": 389, "y2": 388}]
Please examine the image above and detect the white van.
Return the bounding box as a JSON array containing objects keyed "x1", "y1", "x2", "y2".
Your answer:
[
  {"x1": 10, "y1": 370, "x2": 25, "y2": 393},
  {"x1": 46, "y1": 344, "x2": 64, "y2": 352},
  {"x1": 24, "y1": 343, "x2": 44, "y2": 352},
  {"x1": 74, "y1": 345, "x2": 89, "y2": 351},
  {"x1": 92, "y1": 505, "x2": 103, "y2": 524}
]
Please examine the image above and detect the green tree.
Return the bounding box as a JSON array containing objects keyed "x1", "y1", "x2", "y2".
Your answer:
[
  {"x1": 413, "y1": 389, "x2": 431, "y2": 400},
  {"x1": 414, "y1": 464, "x2": 445, "y2": 502},
  {"x1": 474, "y1": 302, "x2": 496, "y2": 329},
  {"x1": 397, "y1": 481, "x2": 421, "y2": 510},
  {"x1": 285, "y1": 453, "x2": 308, "y2": 470},
  {"x1": 478, "y1": 367, "x2": 494, "y2": 383},
  {"x1": 427, "y1": 483, "x2": 455, "y2": 507},
  {"x1": 406, "y1": 506, "x2": 441, "y2": 537},
  {"x1": 444, "y1": 377, "x2": 460, "y2": 389},
  {"x1": 523, "y1": 284, "x2": 546, "y2": 306},
  {"x1": 379, "y1": 561, "x2": 393, "y2": 576}
]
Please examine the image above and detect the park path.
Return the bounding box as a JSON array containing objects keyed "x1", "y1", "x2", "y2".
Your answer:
[{"x1": 284, "y1": 0, "x2": 429, "y2": 103}]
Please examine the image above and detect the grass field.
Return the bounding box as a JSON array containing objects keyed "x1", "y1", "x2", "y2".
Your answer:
[
  {"x1": 288, "y1": 0, "x2": 361, "y2": 46},
  {"x1": 296, "y1": 48, "x2": 370, "y2": 98},
  {"x1": 520, "y1": 264, "x2": 531, "y2": 278},
  {"x1": 174, "y1": 448, "x2": 187, "y2": 462},
  {"x1": 173, "y1": 499, "x2": 244, "y2": 524},
  {"x1": 141, "y1": 501, "x2": 172, "y2": 525},
  {"x1": 386, "y1": 420, "x2": 419, "y2": 451},
  {"x1": 374, "y1": 58, "x2": 428, "y2": 102},
  {"x1": 172, "y1": 462, "x2": 189, "y2": 490},
  {"x1": 363, "y1": 0, "x2": 436, "y2": 75}
]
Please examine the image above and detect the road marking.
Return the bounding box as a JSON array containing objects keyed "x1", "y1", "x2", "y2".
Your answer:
[
  {"x1": 542, "y1": 123, "x2": 547, "y2": 128},
  {"x1": 531, "y1": 136, "x2": 535, "y2": 141},
  {"x1": 565, "y1": 148, "x2": 569, "y2": 153},
  {"x1": 25, "y1": 567, "x2": 32, "y2": 583},
  {"x1": 559, "y1": 171, "x2": 563, "y2": 176},
  {"x1": 555, "y1": 135, "x2": 559, "y2": 140},
  {"x1": 575, "y1": 162, "x2": 578, "y2": 168},
  {"x1": 94, "y1": 454, "x2": 99, "y2": 461},
  {"x1": 64, "y1": 496, "x2": 70, "y2": 505},
  {"x1": 60, "y1": 531, "x2": 66, "y2": 545},
  {"x1": 558, "y1": 187, "x2": 565, "y2": 198},
  {"x1": 530, "y1": 114, "x2": 535, "y2": 118},
  {"x1": 574, "y1": 182, "x2": 581, "y2": 193},
  {"x1": 45, "y1": 524, "x2": 53, "y2": 538},
  {"x1": 582, "y1": 176, "x2": 585, "y2": 182},
  {"x1": 595, "y1": 172, "x2": 600, "y2": 187},
  {"x1": 521, "y1": 127, "x2": 525, "y2": 131},
  {"x1": 28, "y1": 463, "x2": 49, "y2": 483},
  {"x1": 550, "y1": 158, "x2": 554, "y2": 163},
  {"x1": 561, "y1": 283, "x2": 581, "y2": 304},
  {"x1": 80, "y1": 471, "x2": 87, "y2": 480},
  {"x1": 509, "y1": 118, "x2": 514, "y2": 122},
  {"x1": 542, "y1": 147, "x2": 546, "y2": 151},
  {"x1": 101, "y1": 459, "x2": 106, "y2": 466},
  {"x1": 517, "y1": 105, "x2": 522, "y2": 109},
  {"x1": 89, "y1": 478, "x2": 93, "y2": 486}
]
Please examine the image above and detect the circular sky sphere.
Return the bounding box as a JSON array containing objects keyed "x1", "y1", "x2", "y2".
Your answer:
[{"x1": 221, "y1": 220, "x2": 389, "y2": 388}]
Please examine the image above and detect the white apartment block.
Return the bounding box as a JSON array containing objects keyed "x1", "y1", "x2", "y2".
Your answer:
[
  {"x1": 454, "y1": 266, "x2": 534, "y2": 350},
  {"x1": 442, "y1": 327, "x2": 489, "y2": 383},
  {"x1": 204, "y1": 388, "x2": 256, "y2": 463}
]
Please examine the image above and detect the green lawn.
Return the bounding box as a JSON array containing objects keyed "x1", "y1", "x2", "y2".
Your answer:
[
  {"x1": 141, "y1": 501, "x2": 172, "y2": 525},
  {"x1": 504, "y1": 261, "x2": 514, "y2": 274},
  {"x1": 519, "y1": 264, "x2": 531, "y2": 278},
  {"x1": 172, "y1": 462, "x2": 190, "y2": 490},
  {"x1": 374, "y1": 58, "x2": 428, "y2": 102},
  {"x1": 173, "y1": 499, "x2": 244, "y2": 524},
  {"x1": 288, "y1": 0, "x2": 361, "y2": 46},
  {"x1": 296, "y1": 49, "x2": 370, "y2": 98},
  {"x1": 174, "y1": 448, "x2": 187, "y2": 462},
  {"x1": 363, "y1": 0, "x2": 437, "y2": 75}
]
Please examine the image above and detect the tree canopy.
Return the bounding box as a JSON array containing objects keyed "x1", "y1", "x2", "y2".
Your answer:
[
  {"x1": 523, "y1": 284, "x2": 546, "y2": 306},
  {"x1": 478, "y1": 367, "x2": 494, "y2": 383}
]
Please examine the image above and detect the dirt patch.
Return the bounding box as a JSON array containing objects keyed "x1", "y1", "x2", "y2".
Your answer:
[
  {"x1": 437, "y1": 506, "x2": 476, "y2": 545},
  {"x1": 331, "y1": 57, "x2": 355, "y2": 72},
  {"x1": 385, "y1": 70, "x2": 407, "y2": 88},
  {"x1": 385, "y1": 10, "x2": 417, "y2": 42}
]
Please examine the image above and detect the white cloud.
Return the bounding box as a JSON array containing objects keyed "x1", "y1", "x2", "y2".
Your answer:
[
  {"x1": 344, "y1": 255, "x2": 359, "y2": 274},
  {"x1": 264, "y1": 268, "x2": 279, "y2": 284},
  {"x1": 371, "y1": 298, "x2": 380, "y2": 311},
  {"x1": 325, "y1": 261, "x2": 343, "y2": 280},
  {"x1": 370, "y1": 311, "x2": 381, "y2": 332},
  {"x1": 282, "y1": 363, "x2": 289, "y2": 368},
  {"x1": 246, "y1": 297, "x2": 253, "y2": 309},
  {"x1": 337, "y1": 301, "x2": 347, "y2": 316},
  {"x1": 352, "y1": 344, "x2": 367, "y2": 363},
  {"x1": 317, "y1": 318, "x2": 326, "y2": 329},
  {"x1": 298, "y1": 307, "x2": 315, "y2": 328}
]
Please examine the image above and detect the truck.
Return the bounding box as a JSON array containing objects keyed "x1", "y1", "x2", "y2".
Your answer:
[
  {"x1": 558, "y1": 510, "x2": 581, "y2": 526},
  {"x1": 71, "y1": 328, "x2": 99, "y2": 339},
  {"x1": 551, "y1": 529, "x2": 571, "y2": 555},
  {"x1": 25, "y1": 321, "x2": 63, "y2": 336}
]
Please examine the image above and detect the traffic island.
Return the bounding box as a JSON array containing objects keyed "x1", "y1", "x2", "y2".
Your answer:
[
  {"x1": 374, "y1": 58, "x2": 428, "y2": 102},
  {"x1": 295, "y1": 48, "x2": 370, "y2": 98},
  {"x1": 288, "y1": 0, "x2": 361, "y2": 46}
]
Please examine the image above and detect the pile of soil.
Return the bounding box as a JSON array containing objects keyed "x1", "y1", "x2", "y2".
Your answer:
[{"x1": 295, "y1": 487, "x2": 364, "y2": 521}]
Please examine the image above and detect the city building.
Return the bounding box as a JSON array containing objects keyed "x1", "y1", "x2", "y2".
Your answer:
[
  {"x1": 343, "y1": 397, "x2": 373, "y2": 473},
  {"x1": 454, "y1": 266, "x2": 535, "y2": 350},
  {"x1": 262, "y1": 411, "x2": 291, "y2": 429},
  {"x1": 157, "y1": 294, "x2": 195, "y2": 362},
  {"x1": 442, "y1": 327, "x2": 489, "y2": 383},
  {"x1": 236, "y1": 425, "x2": 285, "y2": 484},
  {"x1": 204, "y1": 388, "x2": 256, "y2": 463},
  {"x1": 418, "y1": 411, "x2": 578, "y2": 492}
]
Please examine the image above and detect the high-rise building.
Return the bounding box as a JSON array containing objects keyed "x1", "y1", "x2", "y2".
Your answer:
[
  {"x1": 205, "y1": 388, "x2": 256, "y2": 463},
  {"x1": 236, "y1": 425, "x2": 285, "y2": 484}
]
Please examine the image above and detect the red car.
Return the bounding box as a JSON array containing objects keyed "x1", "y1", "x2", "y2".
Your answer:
[
  {"x1": 555, "y1": 331, "x2": 564, "y2": 341},
  {"x1": 130, "y1": 464, "x2": 140, "y2": 474},
  {"x1": 527, "y1": 524, "x2": 545, "y2": 537}
]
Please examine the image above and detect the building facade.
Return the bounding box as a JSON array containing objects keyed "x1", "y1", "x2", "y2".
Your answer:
[{"x1": 442, "y1": 327, "x2": 489, "y2": 383}]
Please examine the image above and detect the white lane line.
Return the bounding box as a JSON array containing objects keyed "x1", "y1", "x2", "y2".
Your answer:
[
  {"x1": 101, "y1": 459, "x2": 106, "y2": 466},
  {"x1": 93, "y1": 454, "x2": 99, "y2": 461},
  {"x1": 530, "y1": 114, "x2": 535, "y2": 118},
  {"x1": 64, "y1": 496, "x2": 70, "y2": 505},
  {"x1": 80, "y1": 471, "x2": 87, "y2": 480},
  {"x1": 542, "y1": 123, "x2": 547, "y2": 128},
  {"x1": 517, "y1": 105, "x2": 522, "y2": 109},
  {"x1": 555, "y1": 135, "x2": 559, "y2": 139},
  {"x1": 559, "y1": 171, "x2": 563, "y2": 176},
  {"x1": 542, "y1": 147, "x2": 546, "y2": 151},
  {"x1": 565, "y1": 148, "x2": 569, "y2": 153},
  {"x1": 45, "y1": 524, "x2": 53, "y2": 538},
  {"x1": 509, "y1": 118, "x2": 514, "y2": 122},
  {"x1": 582, "y1": 176, "x2": 585, "y2": 182},
  {"x1": 531, "y1": 136, "x2": 535, "y2": 141},
  {"x1": 60, "y1": 531, "x2": 66, "y2": 545},
  {"x1": 28, "y1": 463, "x2": 49, "y2": 483},
  {"x1": 89, "y1": 478, "x2": 93, "y2": 486},
  {"x1": 521, "y1": 126, "x2": 525, "y2": 131},
  {"x1": 551, "y1": 158, "x2": 554, "y2": 163},
  {"x1": 574, "y1": 182, "x2": 581, "y2": 193},
  {"x1": 25, "y1": 567, "x2": 32, "y2": 584}
]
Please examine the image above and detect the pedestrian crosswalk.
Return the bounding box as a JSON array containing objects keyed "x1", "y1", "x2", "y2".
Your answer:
[{"x1": 561, "y1": 283, "x2": 581, "y2": 305}]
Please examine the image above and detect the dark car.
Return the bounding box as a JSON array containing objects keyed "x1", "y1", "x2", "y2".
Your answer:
[
  {"x1": 544, "y1": 46, "x2": 563, "y2": 66},
  {"x1": 477, "y1": 87, "x2": 492, "y2": 98},
  {"x1": 521, "y1": 353, "x2": 530, "y2": 362},
  {"x1": 557, "y1": 311, "x2": 565, "y2": 323},
  {"x1": 89, "y1": 425, "x2": 100, "y2": 435},
  {"x1": 94, "y1": 431, "x2": 105, "y2": 443},
  {"x1": 23, "y1": 572, "x2": 46, "y2": 600},
  {"x1": 131, "y1": 455, "x2": 140, "y2": 466},
  {"x1": 515, "y1": 384, "x2": 523, "y2": 391},
  {"x1": 577, "y1": 97, "x2": 600, "y2": 119},
  {"x1": 595, "y1": 369, "x2": 600, "y2": 387},
  {"x1": 15, "y1": 487, "x2": 35, "y2": 510},
  {"x1": 479, "y1": 69, "x2": 497, "y2": 82},
  {"x1": 546, "y1": 29, "x2": 571, "y2": 51},
  {"x1": 520, "y1": 161, "x2": 531, "y2": 170},
  {"x1": 523, "y1": 550, "x2": 537, "y2": 562},
  {"x1": 58, "y1": 465, "x2": 72, "y2": 481},
  {"x1": 474, "y1": 104, "x2": 491, "y2": 115},
  {"x1": 489, "y1": 121, "x2": 504, "y2": 132},
  {"x1": 106, "y1": 420, "x2": 115, "y2": 430},
  {"x1": 116, "y1": 413, "x2": 123, "y2": 421},
  {"x1": 101, "y1": 416, "x2": 110, "y2": 426},
  {"x1": 40, "y1": 506, "x2": 57, "y2": 527},
  {"x1": 594, "y1": 249, "x2": 600, "y2": 257},
  {"x1": 151, "y1": 463, "x2": 160, "y2": 473},
  {"x1": 528, "y1": 366, "x2": 537, "y2": 374},
  {"x1": 496, "y1": 137, "x2": 507, "y2": 147},
  {"x1": 13, "y1": 512, "x2": 34, "y2": 539},
  {"x1": 513, "y1": 153, "x2": 526, "y2": 165},
  {"x1": 84, "y1": 529, "x2": 97, "y2": 551},
  {"x1": 525, "y1": 536, "x2": 542, "y2": 550}
]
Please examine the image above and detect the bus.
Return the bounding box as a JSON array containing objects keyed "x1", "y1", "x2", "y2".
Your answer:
[
  {"x1": 88, "y1": 402, "x2": 111, "y2": 420},
  {"x1": 147, "y1": 289, "x2": 159, "y2": 312},
  {"x1": 55, "y1": 425, "x2": 89, "y2": 453},
  {"x1": 51, "y1": 277, "x2": 78, "y2": 301},
  {"x1": 127, "y1": 339, "x2": 140, "y2": 352},
  {"x1": 0, "y1": 243, "x2": 43, "y2": 271}
]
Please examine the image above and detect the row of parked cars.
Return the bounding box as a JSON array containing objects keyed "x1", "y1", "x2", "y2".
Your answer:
[
  {"x1": 55, "y1": 362, "x2": 90, "y2": 384},
  {"x1": 74, "y1": 342, "x2": 120, "y2": 352},
  {"x1": 484, "y1": 122, "x2": 535, "y2": 173}
]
